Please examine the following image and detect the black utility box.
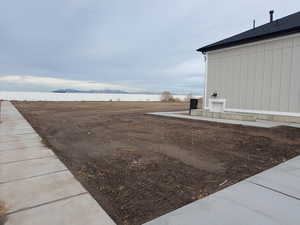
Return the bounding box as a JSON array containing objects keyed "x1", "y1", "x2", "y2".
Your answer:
[{"x1": 189, "y1": 99, "x2": 198, "y2": 114}]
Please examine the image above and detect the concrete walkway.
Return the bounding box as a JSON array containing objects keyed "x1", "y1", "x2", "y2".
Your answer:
[
  {"x1": 0, "y1": 101, "x2": 116, "y2": 225},
  {"x1": 148, "y1": 111, "x2": 300, "y2": 128}
]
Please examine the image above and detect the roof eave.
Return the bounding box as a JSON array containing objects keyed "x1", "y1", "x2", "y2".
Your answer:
[{"x1": 197, "y1": 26, "x2": 300, "y2": 54}]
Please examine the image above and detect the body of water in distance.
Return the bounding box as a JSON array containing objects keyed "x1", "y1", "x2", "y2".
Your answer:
[{"x1": 0, "y1": 91, "x2": 196, "y2": 101}]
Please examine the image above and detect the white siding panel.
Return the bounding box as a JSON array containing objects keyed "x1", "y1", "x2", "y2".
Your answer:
[
  {"x1": 206, "y1": 58, "x2": 214, "y2": 107},
  {"x1": 246, "y1": 48, "x2": 256, "y2": 109},
  {"x1": 294, "y1": 37, "x2": 300, "y2": 112},
  {"x1": 280, "y1": 47, "x2": 292, "y2": 111},
  {"x1": 206, "y1": 34, "x2": 300, "y2": 114},
  {"x1": 225, "y1": 56, "x2": 234, "y2": 107},
  {"x1": 240, "y1": 53, "x2": 248, "y2": 109},
  {"x1": 254, "y1": 48, "x2": 265, "y2": 110},
  {"x1": 219, "y1": 56, "x2": 226, "y2": 99},
  {"x1": 290, "y1": 45, "x2": 300, "y2": 112},
  {"x1": 270, "y1": 47, "x2": 282, "y2": 111},
  {"x1": 263, "y1": 48, "x2": 273, "y2": 111},
  {"x1": 232, "y1": 54, "x2": 241, "y2": 107}
]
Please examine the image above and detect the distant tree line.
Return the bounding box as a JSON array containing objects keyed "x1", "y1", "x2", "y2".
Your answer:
[{"x1": 160, "y1": 91, "x2": 194, "y2": 102}]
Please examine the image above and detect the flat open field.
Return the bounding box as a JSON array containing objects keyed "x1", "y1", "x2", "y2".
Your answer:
[{"x1": 14, "y1": 101, "x2": 300, "y2": 225}]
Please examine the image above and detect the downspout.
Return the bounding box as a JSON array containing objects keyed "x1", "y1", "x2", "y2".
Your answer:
[{"x1": 203, "y1": 53, "x2": 208, "y2": 110}]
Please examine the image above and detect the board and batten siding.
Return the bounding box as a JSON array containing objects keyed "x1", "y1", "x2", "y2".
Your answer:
[{"x1": 205, "y1": 33, "x2": 300, "y2": 114}]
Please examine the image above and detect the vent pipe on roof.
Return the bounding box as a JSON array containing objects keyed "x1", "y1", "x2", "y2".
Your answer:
[
  {"x1": 269, "y1": 10, "x2": 274, "y2": 23},
  {"x1": 253, "y1": 20, "x2": 256, "y2": 29}
]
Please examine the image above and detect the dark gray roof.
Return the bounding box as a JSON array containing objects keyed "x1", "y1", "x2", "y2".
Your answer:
[{"x1": 197, "y1": 11, "x2": 300, "y2": 53}]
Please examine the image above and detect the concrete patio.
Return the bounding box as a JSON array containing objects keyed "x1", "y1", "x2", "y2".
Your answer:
[
  {"x1": 148, "y1": 111, "x2": 300, "y2": 128},
  {"x1": 0, "y1": 101, "x2": 116, "y2": 225}
]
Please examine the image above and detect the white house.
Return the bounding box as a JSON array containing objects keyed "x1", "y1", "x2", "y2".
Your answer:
[{"x1": 197, "y1": 11, "x2": 300, "y2": 121}]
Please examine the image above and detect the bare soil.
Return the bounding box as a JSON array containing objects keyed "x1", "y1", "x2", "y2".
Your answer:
[
  {"x1": 14, "y1": 101, "x2": 300, "y2": 225},
  {"x1": 0, "y1": 201, "x2": 7, "y2": 225}
]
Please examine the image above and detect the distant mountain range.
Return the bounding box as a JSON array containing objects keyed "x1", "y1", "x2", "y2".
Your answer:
[{"x1": 52, "y1": 89, "x2": 159, "y2": 95}]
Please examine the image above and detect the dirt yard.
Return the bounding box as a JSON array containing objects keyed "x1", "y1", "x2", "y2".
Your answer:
[
  {"x1": 14, "y1": 101, "x2": 300, "y2": 225},
  {"x1": 0, "y1": 201, "x2": 7, "y2": 225}
]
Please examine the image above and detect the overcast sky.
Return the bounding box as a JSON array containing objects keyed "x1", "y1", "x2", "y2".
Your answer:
[{"x1": 0, "y1": 0, "x2": 299, "y2": 95}]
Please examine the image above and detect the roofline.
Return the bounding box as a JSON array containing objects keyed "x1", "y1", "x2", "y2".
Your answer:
[{"x1": 197, "y1": 26, "x2": 300, "y2": 53}]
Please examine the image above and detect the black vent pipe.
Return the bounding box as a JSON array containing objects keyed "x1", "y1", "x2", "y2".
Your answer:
[{"x1": 269, "y1": 10, "x2": 274, "y2": 23}]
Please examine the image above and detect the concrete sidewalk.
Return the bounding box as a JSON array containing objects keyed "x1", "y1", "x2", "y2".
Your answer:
[{"x1": 0, "y1": 101, "x2": 116, "y2": 225}]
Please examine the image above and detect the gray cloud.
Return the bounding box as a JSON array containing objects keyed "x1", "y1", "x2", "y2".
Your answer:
[{"x1": 0, "y1": 0, "x2": 299, "y2": 95}]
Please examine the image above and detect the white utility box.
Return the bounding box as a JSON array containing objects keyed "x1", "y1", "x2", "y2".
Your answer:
[{"x1": 209, "y1": 98, "x2": 226, "y2": 112}]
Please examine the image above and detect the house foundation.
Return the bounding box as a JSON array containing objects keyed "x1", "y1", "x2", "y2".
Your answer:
[{"x1": 191, "y1": 109, "x2": 300, "y2": 124}]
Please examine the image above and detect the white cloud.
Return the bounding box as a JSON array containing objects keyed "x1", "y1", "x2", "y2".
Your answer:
[
  {"x1": 164, "y1": 58, "x2": 204, "y2": 76},
  {"x1": 0, "y1": 75, "x2": 141, "y2": 92}
]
